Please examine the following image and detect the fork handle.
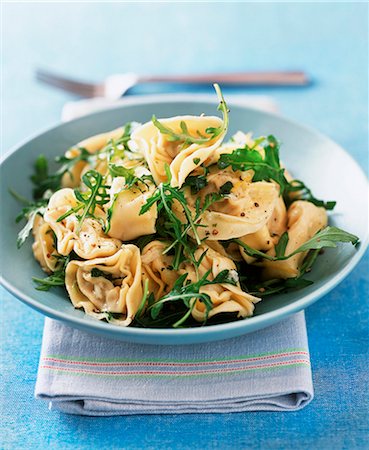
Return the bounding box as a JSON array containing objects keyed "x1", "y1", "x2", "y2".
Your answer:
[{"x1": 139, "y1": 71, "x2": 310, "y2": 86}]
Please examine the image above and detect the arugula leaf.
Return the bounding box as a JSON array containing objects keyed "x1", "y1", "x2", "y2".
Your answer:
[
  {"x1": 31, "y1": 150, "x2": 92, "y2": 200},
  {"x1": 30, "y1": 122, "x2": 140, "y2": 201},
  {"x1": 90, "y1": 268, "x2": 115, "y2": 280},
  {"x1": 183, "y1": 175, "x2": 208, "y2": 194},
  {"x1": 108, "y1": 163, "x2": 135, "y2": 182},
  {"x1": 56, "y1": 170, "x2": 110, "y2": 234},
  {"x1": 140, "y1": 182, "x2": 202, "y2": 246},
  {"x1": 135, "y1": 279, "x2": 150, "y2": 320},
  {"x1": 249, "y1": 277, "x2": 314, "y2": 297},
  {"x1": 30, "y1": 154, "x2": 48, "y2": 189},
  {"x1": 32, "y1": 255, "x2": 70, "y2": 291},
  {"x1": 299, "y1": 248, "x2": 320, "y2": 275},
  {"x1": 285, "y1": 179, "x2": 336, "y2": 210},
  {"x1": 18, "y1": 207, "x2": 44, "y2": 248},
  {"x1": 234, "y1": 226, "x2": 359, "y2": 262},
  {"x1": 140, "y1": 177, "x2": 226, "y2": 271},
  {"x1": 218, "y1": 135, "x2": 336, "y2": 210},
  {"x1": 112, "y1": 121, "x2": 138, "y2": 152},
  {"x1": 103, "y1": 192, "x2": 118, "y2": 234},
  {"x1": 274, "y1": 231, "x2": 289, "y2": 258},
  {"x1": 152, "y1": 83, "x2": 229, "y2": 147},
  {"x1": 288, "y1": 226, "x2": 359, "y2": 255},
  {"x1": 102, "y1": 122, "x2": 140, "y2": 161},
  {"x1": 245, "y1": 246, "x2": 321, "y2": 298},
  {"x1": 218, "y1": 136, "x2": 287, "y2": 193},
  {"x1": 16, "y1": 206, "x2": 46, "y2": 249},
  {"x1": 10, "y1": 189, "x2": 48, "y2": 248},
  {"x1": 219, "y1": 181, "x2": 233, "y2": 195},
  {"x1": 148, "y1": 269, "x2": 236, "y2": 327}
]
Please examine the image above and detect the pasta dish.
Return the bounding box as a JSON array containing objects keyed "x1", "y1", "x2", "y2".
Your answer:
[{"x1": 14, "y1": 85, "x2": 359, "y2": 328}]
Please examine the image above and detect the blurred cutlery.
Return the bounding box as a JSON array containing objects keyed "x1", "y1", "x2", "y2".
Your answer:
[{"x1": 36, "y1": 69, "x2": 310, "y2": 99}]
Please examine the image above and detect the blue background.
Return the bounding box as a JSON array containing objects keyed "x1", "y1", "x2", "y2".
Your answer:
[{"x1": 1, "y1": 2, "x2": 368, "y2": 449}]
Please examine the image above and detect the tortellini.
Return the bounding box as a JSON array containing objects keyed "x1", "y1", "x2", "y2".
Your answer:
[
  {"x1": 131, "y1": 115, "x2": 226, "y2": 188},
  {"x1": 32, "y1": 215, "x2": 59, "y2": 273},
  {"x1": 141, "y1": 240, "x2": 177, "y2": 299},
  {"x1": 238, "y1": 196, "x2": 288, "y2": 264},
  {"x1": 65, "y1": 244, "x2": 142, "y2": 326},
  {"x1": 105, "y1": 172, "x2": 158, "y2": 242},
  {"x1": 174, "y1": 168, "x2": 279, "y2": 241},
  {"x1": 43, "y1": 188, "x2": 121, "y2": 258},
  {"x1": 62, "y1": 127, "x2": 125, "y2": 188},
  {"x1": 179, "y1": 245, "x2": 260, "y2": 321},
  {"x1": 261, "y1": 201, "x2": 328, "y2": 279}
]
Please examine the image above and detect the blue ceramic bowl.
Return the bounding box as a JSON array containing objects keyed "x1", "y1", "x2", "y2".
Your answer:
[{"x1": 1, "y1": 97, "x2": 368, "y2": 344}]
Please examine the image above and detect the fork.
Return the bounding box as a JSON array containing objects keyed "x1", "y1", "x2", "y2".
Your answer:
[{"x1": 36, "y1": 69, "x2": 310, "y2": 99}]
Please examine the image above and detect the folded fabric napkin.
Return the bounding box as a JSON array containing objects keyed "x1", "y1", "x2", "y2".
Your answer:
[
  {"x1": 35, "y1": 93, "x2": 313, "y2": 415},
  {"x1": 35, "y1": 312, "x2": 313, "y2": 415}
]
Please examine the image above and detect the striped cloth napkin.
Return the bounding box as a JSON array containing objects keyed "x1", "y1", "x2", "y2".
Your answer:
[
  {"x1": 35, "y1": 312, "x2": 313, "y2": 415},
  {"x1": 34, "y1": 94, "x2": 313, "y2": 415}
]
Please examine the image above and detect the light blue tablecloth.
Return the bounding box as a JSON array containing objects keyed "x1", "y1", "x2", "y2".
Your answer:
[{"x1": 1, "y1": 3, "x2": 368, "y2": 449}]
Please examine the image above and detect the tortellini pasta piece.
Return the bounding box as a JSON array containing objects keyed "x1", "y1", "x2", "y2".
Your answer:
[
  {"x1": 62, "y1": 127, "x2": 125, "y2": 188},
  {"x1": 174, "y1": 169, "x2": 279, "y2": 241},
  {"x1": 141, "y1": 240, "x2": 177, "y2": 299},
  {"x1": 267, "y1": 195, "x2": 288, "y2": 243},
  {"x1": 238, "y1": 225, "x2": 275, "y2": 265},
  {"x1": 105, "y1": 172, "x2": 158, "y2": 241},
  {"x1": 131, "y1": 115, "x2": 226, "y2": 188},
  {"x1": 205, "y1": 240, "x2": 243, "y2": 262},
  {"x1": 43, "y1": 188, "x2": 121, "y2": 258},
  {"x1": 262, "y1": 200, "x2": 328, "y2": 279},
  {"x1": 179, "y1": 245, "x2": 260, "y2": 322},
  {"x1": 65, "y1": 244, "x2": 143, "y2": 326},
  {"x1": 239, "y1": 196, "x2": 288, "y2": 264},
  {"x1": 32, "y1": 215, "x2": 59, "y2": 273}
]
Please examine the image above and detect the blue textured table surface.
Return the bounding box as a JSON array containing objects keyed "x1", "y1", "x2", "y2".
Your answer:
[{"x1": 1, "y1": 3, "x2": 368, "y2": 449}]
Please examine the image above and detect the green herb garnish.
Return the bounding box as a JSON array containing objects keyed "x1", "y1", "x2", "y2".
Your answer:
[
  {"x1": 10, "y1": 189, "x2": 48, "y2": 248},
  {"x1": 234, "y1": 226, "x2": 359, "y2": 262},
  {"x1": 56, "y1": 170, "x2": 110, "y2": 234},
  {"x1": 274, "y1": 231, "x2": 289, "y2": 258},
  {"x1": 246, "y1": 246, "x2": 321, "y2": 297},
  {"x1": 218, "y1": 135, "x2": 286, "y2": 190},
  {"x1": 108, "y1": 164, "x2": 136, "y2": 181},
  {"x1": 284, "y1": 179, "x2": 336, "y2": 210},
  {"x1": 31, "y1": 150, "x2": 91, "y2": 200},
  {"x1": 91, "y1": 268, "x2": 110, "y2": 278},
  {"x1": 32, "y1": 255, "x2": 70, "y2": 291},
  {"x1": 219, "y1": 181, "x2": 233, "y2": 195},
  {"x1": 248, "y1": 277, "x2": 314, "y2": 297},
  {"x1": 148, "y1": 269, "x2": 236, "y2": 328},
  {"x1": 183, "y1": 175, "x2": 208, "y2": 194},
  {"x1": 31, "y1": 122, "x2": 140, "y2": 201},
  {"x1": 140, "y1": 182, "x2": 223, "y2": 270},
  {"x1": 152, "y1": 83, "x2": 229, "y2": 147},
  {"x1": 218, "y1": 135, "x2": 335, "y2": 210}
]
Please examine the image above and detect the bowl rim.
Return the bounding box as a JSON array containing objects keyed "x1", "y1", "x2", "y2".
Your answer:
[{"x1": 1, "y1": 95, "x2": 368, "y2": 340}]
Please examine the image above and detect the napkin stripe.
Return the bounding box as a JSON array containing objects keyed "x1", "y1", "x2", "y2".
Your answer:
[
  {"x1": 40, "y1": 358, "x2": 310, "y2": 378},
  {"x1": 42, "y1": 348, "x2": 308, "y2": 366},
  {"x1": 43, "y1": 351, "x2": 308, "y2": 367}
]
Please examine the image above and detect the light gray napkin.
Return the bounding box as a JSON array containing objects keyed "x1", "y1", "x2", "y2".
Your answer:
[{"x1": 35, "y1": 312, "x2": 313, "y2": 415}]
